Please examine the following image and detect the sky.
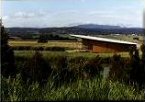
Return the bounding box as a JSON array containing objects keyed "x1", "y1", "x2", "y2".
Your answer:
[{"x1": 1, "y1": 0, "x2": 145, "y2": 28}]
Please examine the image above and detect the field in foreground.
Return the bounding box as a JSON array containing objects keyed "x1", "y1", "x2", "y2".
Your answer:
[
  {"x1": 8, "y1": 50, "x2": 144, "y2": 101},
  {"x1": 4, "y1": 36, "x2": 144, "y2": 101},
  {"x1": 2, "y1": 74, "x2": 144, "y2": 101}
]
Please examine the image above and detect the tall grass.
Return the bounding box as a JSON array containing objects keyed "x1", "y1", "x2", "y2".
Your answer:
[
  {"x1": 1, "y1": 74, "x2": 144, "y2": 101},
  {"x1": 14, "y1": 50, "x2": 131, "y2": 59}
]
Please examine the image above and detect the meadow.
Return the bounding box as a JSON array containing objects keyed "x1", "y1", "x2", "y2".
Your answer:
[
  {"x1": 9, "y1": 39, "x2": 139, "y2": 58},
  {"x1": 2, "y1": 74, "x2": 144, "y2": 101},
  {"x1": 9, "y1": 40, "x2": 82, "y2": 49},
  {"x1": 2, "y1": 36, "x2": 144, "y2": 101}
]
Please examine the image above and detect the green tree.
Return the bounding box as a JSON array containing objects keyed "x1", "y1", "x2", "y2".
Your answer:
[
  {"x1": 38, "y1": 34, "x2": 48, "y2": 43},
  {"x1": 1, "y1": 21, "x2": 16, "y2": 77},
  {"x1": 140, "y1": 44, "x2": 145, "y2": 86},
  {"x1": 129, "y1": 46, "x2": 144, "y2": 88},
  {"x1": 141, "y1": 44, "x2": 145, "y2": 63},
  {"x1": 21, "y1": 51, "x2": 52, "y2": 85}
]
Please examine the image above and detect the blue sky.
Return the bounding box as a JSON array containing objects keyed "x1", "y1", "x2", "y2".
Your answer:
[{"x1": 1, "y1": 0, "x2": 145, "y2": 28}]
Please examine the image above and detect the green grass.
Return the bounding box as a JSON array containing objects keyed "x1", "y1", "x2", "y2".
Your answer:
[
  {"x1": 10, "y1": 38, "x2": 143, "y2": 58},
  {"x1": 9, "y1": 35, "x2": 144, "y2": 49},
  {"x1": 4, "y1": 37, "x2": 145, "y2": 101},
  {"x1": 1, "y1": 74, "x2": 144, "y2": 101},
  {"x1": 9, "y1": 40, "x2": 82, "y2": 49},
  {"x1": 14, "y1": 50, "x2": 133, "y2": 58}
]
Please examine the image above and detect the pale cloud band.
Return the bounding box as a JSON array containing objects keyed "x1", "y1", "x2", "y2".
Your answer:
[{"x1": 1, "y1": 0, "x2": 145, "y2": 28}]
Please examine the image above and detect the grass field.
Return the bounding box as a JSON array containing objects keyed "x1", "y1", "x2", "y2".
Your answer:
[
  {"x1": 2, "y1": 74, "x2": 144, "y2": 101},
  {"x1": 9, "y1": 35, "x2": 143, "y2": 47},
  {"x1": 14, "y1": 50, "x2": 131, "y2": 58},
  {"x1": 3, "y1": 36, "x2": 144, "y2": 101},
  {"x1": 9, "y1": 35, "x2": 143, "y2": 58},
  {"x1": 9, "y1": 40, "x2": 82, "y2": 49}
]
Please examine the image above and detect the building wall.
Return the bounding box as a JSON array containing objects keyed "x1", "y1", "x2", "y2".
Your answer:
[{"x1": 82, "y1": 39, "x2": 136, "y2": 53}]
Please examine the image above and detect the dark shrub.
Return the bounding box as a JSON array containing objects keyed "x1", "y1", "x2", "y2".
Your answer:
[
  {"x1": 101, "y1": 57, "x2": 110, "y2": 64},
  {"x1": 21, "y1": 51, "x2": 51, "y2": 84},
  {"x1": 136, "y1": 44, "x2": 145, "y2": 87},
  {"x1": 33, "y1": 46, "x2": 44, "y2": 51},
  {"x1": 51, "y1": 56, "x2": 75, "y2": 87},
  {"x1": 140, "y1": 44, "x2": 145, "y2": 85},
  {"x1": 50, "y1": 56, "x2": 68, "y2": 70},
  {"x1": 141, "y1": 44, "x2": 145, "y2": 63},
  {"x1": 12, "y1": 46, "x2": 18, "y2": 50},
  {"x1": 15, "y1": 56, "x2": 29, "y2": 74},
  {"x1": 25, "y1": 46, "x2": 32, "y2": 50},
  {"x1": 129, "y1": 46, "x2": 143, "y2": 87},
  {"x1": 109, "y1": 54, "x2": 129, "y2": 82},
  {"x1": 44, "y1": 47, "x2": 66, "y2": 51},
  {"x1": 83, "y1": 55, "x2": 103, "y2": 79},
  {"x1": 1, "y1": 23, "x2": 16, "y2": 77},
  {"x1": 12, "y1": 46, "x2": 21, "y2": 50},
  {"x1": 68, "y1": 56, "x2": 88, "y2": 79},
  {"x1": 51, "y1": 47, "x2": 65, "y2": 51},
  {"x1": 12, "y1": 46, "x2": 32, "y2": 50},
  {"x1": 50, "y1": 47, "x2": 62, "y2": 51},
  {"x1": 38, "y1": 34, "x2": 48, "y2": 43}
]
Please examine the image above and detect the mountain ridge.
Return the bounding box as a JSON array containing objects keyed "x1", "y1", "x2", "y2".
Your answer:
[{"x1": 6, "y1": 24, "x2": 144, "y2": 36}]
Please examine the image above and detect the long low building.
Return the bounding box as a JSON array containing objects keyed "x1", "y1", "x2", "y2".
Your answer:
[{"x1": 70, "y1": 34, "x2": 137, "y2": 53}]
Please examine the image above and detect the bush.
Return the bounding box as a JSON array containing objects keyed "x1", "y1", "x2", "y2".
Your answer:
[
  {"x1": 68, "y1": 56, "x2": 88, "y2": 79},
  {"x1": 83, "y1": 55, "x2": 103, "y2": 79},
  {"x1": 129, "y1": 47, "x2": 144, "y2": 87},
  {"x1": 45, "y1": 47, "x2": 66, "y2": 51},
  {"x1": 140, "y1": 44, "x2": 145, "y2": 86},
  {"x1": 1, "y1": 24, "x2": 16, "y2": 77},
  {"x1": 12, "y1": 46, "x2": 32, "y2": 50},
  {"x1": 50, "y1": 56, "x2": 75, "y2": 86},
  {"x1": 32, "y1": 46, "x2": 44, "y2": 51},
  {"x1": 141, "y1": 44, "x2": 145, "y2": 61},
  {"x1": 21, "y1": 51, "x2": 52, "y2": 84},
  {"x1": 109, "y1": 54, "x2": 130, "y2": 82},
  {"x1": 38, "y1": 34, "x2": 48, "y2": 43},
  {"x1": 15, "y1": 56, "x2": 28, "y2": 74},
  {"x1": 12, "y1": 46, "x2": 67, "y2": 51}
]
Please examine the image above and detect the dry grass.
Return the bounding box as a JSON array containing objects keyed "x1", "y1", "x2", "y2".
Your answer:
[
  {"x1": 9, "y1": 40, "x2": 82, "y2": 49},
  {"x1": 9, "y1": 39, "x2": 142, "y2": 58}
]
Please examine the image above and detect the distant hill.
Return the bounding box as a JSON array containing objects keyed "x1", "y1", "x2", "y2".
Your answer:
[
  {"x1": 6, "y1": 24, "x2": 144, "y2": 37},
  {"x1": 75, "y1": 24, "x2": 121, "y2": 29}
]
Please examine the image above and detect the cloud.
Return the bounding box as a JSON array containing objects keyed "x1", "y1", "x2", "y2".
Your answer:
[
  {"x1": 13, "y1": 12, "x2": 35, "y2": 18},
  {"x1": 2, "y1": 9, "x2": 143, "y2": 28},
  {"x1": 2, "y1": 16, "x2": 9, "y2": 20},
  {"x1": 13, "y1": 11, "x2": 47, "y2": 18},
  {"x1": 80, "y1": 0, "x2": 85, "y2": 3}
]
